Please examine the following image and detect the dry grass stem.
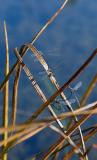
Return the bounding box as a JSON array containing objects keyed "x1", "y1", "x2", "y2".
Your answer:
[{"x1": 2, "y1": 21, "x2": 9, "y2": 160}]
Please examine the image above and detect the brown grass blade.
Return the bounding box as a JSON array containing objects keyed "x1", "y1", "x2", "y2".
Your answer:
[
  {"x1": 0, "y1": 119, "x2": 55, "y2": 135},
  {"x1": 11, "y1": 65, "x2": 21, "y2": 127},
  {"x1": 27, "y1": 101, "x2": 97, "y2": 123},
  {"x1": 31, "y1": 0, "x2": 69, "y2": 44},
  {"x1": 57, "y1": 101, "x2": 97, "y2": 120},
  {"x1": 80, "y1": 73, "x2": 97, "y2": 106},
  {"x1": 0, "y1": 121, "x2": 51, "y2": 159},
  {"x1": 0, "y1": 123, "x2": 31, "y2": 135},
  {"x1": 0, "y1": 121, "x2": 49, "y2": 148},
  {"x1": 0, "y1": 103, "x2": 97, "y2": 134},
  {"x1": 10, "y1": 125, "x2": 47, "y2": 148},
  {"x1": 2, "y1": 21, "x2": 9, "y2": 160}
]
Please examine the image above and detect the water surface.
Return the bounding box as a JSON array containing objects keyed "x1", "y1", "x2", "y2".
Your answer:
[{"x1": 0, "y1": 0, "x2": 97, "y2": 159}]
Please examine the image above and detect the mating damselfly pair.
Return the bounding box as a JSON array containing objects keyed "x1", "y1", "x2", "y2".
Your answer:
[
  {"x1": 52, "y1": 81, "x2": 82, "y2": 112},
  {"x1": 14, "y1": 47, "x2": 83, "y2": 116}
]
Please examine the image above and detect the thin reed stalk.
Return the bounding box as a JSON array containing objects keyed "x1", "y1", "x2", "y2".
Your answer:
[
  {"x1": 11, "y1": 65, "x2": 21, "y2": 127},
  {"x1": 80, "y1": 73, "x2": 97, "y2": 106},
  {"x1": 2, "y1": 21, "x2": 9, "y2": 160}
]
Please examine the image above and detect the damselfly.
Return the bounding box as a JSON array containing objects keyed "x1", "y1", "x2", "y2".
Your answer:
[
  {"x1": 69, "y1": 81, "x2": 82, "y2": 106},
  {"x1": 53, "y1": 81, "x2": 82, "y2": 112},
  {"x1": 30, "y1": 49, "x2": 60, "y2": 62},
  {"x1": 69, "y1": 81, "x2": 82, "y2": 91}
]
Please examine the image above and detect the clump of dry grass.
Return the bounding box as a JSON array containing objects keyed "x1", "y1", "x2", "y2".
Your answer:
[{"x1": 0, "y1": 0, "x2": 97, "y2": 160}]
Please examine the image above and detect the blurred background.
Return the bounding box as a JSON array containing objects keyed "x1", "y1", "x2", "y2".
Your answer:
[{"x1": 0, "y1": 0, "x2": 97, "y2": 159}]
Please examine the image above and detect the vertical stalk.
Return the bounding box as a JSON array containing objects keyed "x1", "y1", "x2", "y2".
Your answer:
[
  {"x1": 2, "y1": 21, "x2": 9, "y2": 160},
  {"x1": 11, "y1": 65, "x2": 21, "y2": 127}
]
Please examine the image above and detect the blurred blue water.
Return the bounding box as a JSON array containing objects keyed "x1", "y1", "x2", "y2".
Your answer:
[{"x1": 0, "y1": 0, "x2": 97, "y2": 159}]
